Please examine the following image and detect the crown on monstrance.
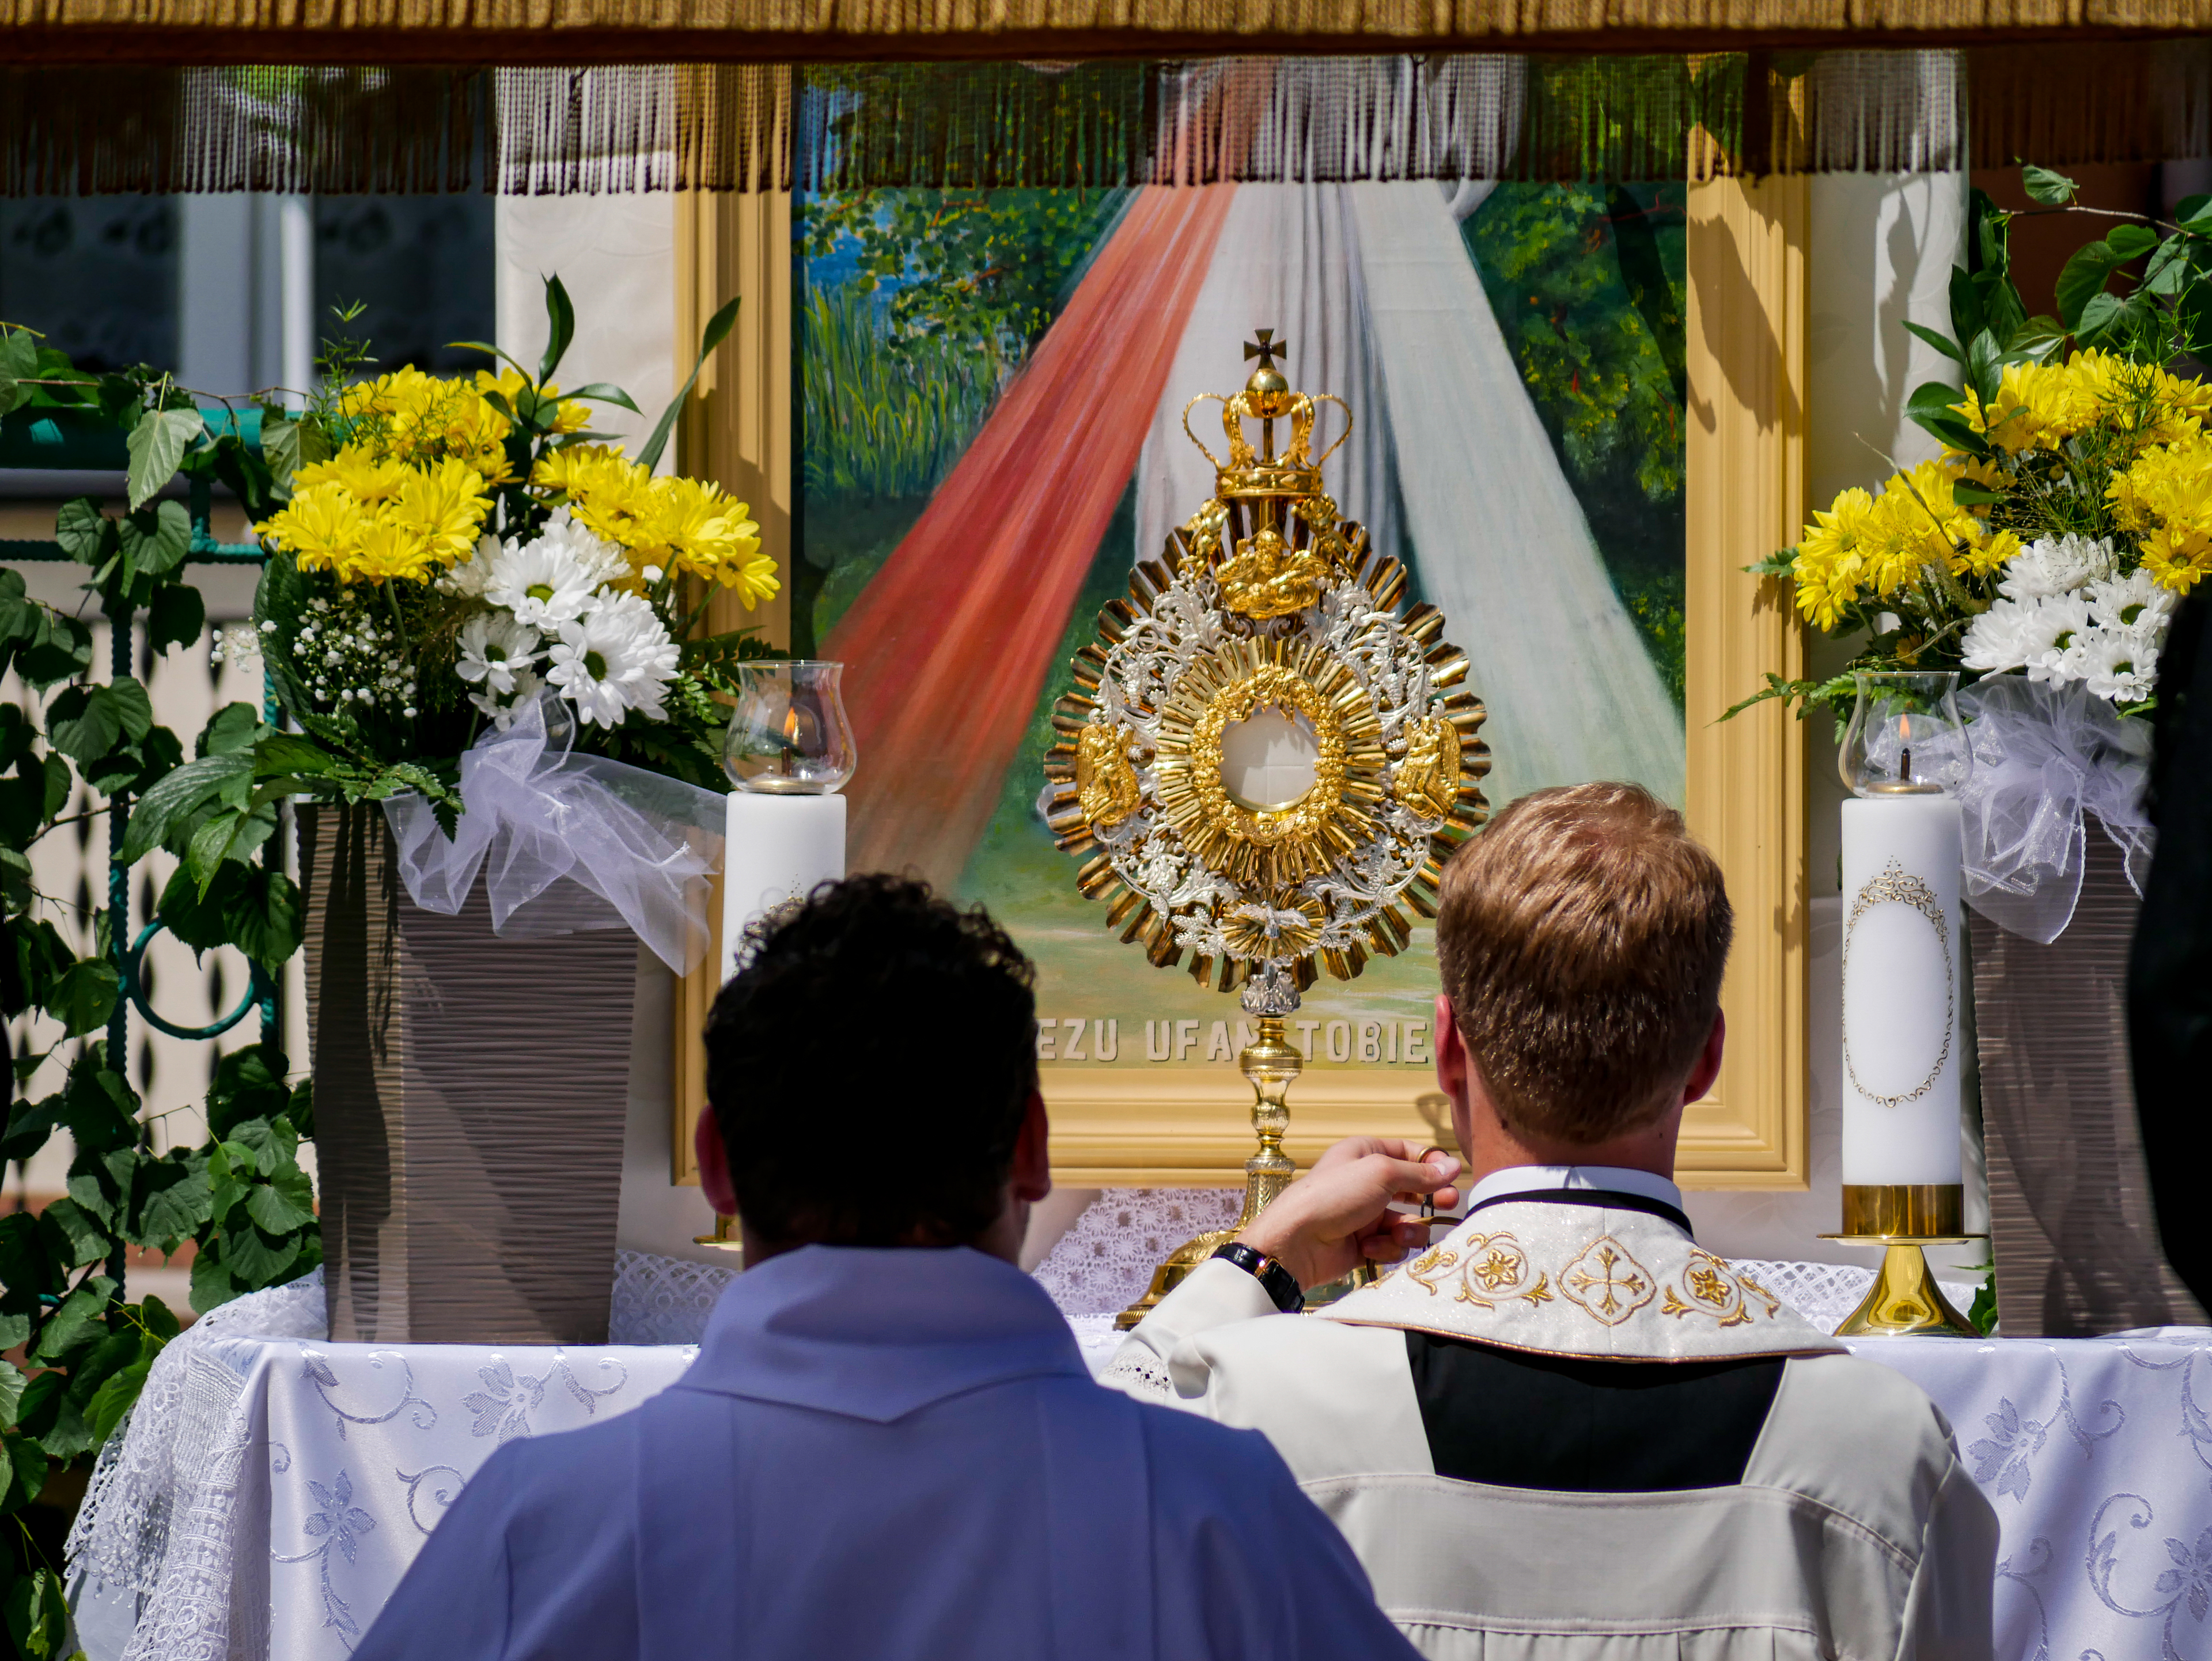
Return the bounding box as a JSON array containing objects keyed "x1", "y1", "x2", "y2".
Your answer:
[{"x1": 1180, "y1": 330, "x2": 1358, "y2": 620}]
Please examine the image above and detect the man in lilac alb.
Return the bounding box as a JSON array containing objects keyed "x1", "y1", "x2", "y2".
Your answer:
[{"x1": 354, "y1": 875, "x2": 1417, "y2": 1661}]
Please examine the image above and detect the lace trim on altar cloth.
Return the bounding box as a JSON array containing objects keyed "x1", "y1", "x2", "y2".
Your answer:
[
  {"x1": 67, "y1": 1270, "x2": 330, "y2": 1603},
  {"x1": 1031, "y1": 1189, "x2": 1244, "y2": 1318},
  {"x1": 1729, "y1": 1258, "x2": 1979, "y2": 1335},
  {"x1": 609, "y1": 1248, "x2": 740, "y2": 1346}
]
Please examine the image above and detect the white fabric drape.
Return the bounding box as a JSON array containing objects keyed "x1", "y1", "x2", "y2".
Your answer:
[
  {"x1": 1345, "y1": 181, "x2": 1687, "y2": 807},
  {"x1": 1134, "y1": 183, "x2": 1401, "y2": 574}
]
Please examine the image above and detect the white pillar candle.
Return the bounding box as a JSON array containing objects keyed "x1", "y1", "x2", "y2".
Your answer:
[
  {"x1": 1839, "y1": 794, "x2": 1964, "y2": 1185},
  {"x1": 721, "y1": 793, "x2": 847, "y2": 983}
]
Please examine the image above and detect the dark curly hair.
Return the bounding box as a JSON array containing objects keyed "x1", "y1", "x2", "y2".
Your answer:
[{"x1": 704, "y1": 873, "x2": 1040, "y2": 1250}]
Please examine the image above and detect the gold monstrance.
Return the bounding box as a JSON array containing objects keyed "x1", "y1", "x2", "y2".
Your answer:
[{"x1": 1042, "y1": 332, "x2": 1490, "y2": 1329}]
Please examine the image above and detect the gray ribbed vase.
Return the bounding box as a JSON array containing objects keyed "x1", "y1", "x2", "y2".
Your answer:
[
  {"x1": 1969, "y1": 835, "x2": 2206, "y2": 1336},
  {"x1": 297, "y1": 803, "x2": 638, "y2": 1344}
]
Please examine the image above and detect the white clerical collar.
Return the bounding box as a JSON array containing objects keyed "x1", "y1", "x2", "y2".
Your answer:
[{"x1": 1465, "y1": 1164, "x2": 1685, "y2": 1213}]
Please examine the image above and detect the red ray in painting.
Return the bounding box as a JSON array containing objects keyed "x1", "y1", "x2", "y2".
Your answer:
[{"x1": 825, "y1": 184, "x2": 1235, "y2": 887}]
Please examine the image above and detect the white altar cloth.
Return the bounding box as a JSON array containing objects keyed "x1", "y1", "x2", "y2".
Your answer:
[{"x1": 67, "y1": 1268, "x2": 2212, "y2": 1661}]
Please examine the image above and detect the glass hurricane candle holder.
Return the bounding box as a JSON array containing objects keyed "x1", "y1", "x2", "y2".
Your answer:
[
  {"x1": 724, "y1": 661, "x2": 857, "y2": 794},
  {"x1": 1839, "y1": 671, "x2": 1970, "y2": 798}
]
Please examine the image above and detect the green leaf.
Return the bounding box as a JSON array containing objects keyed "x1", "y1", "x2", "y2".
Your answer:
[
  {"x1": 0, "y1": 1314, "x2": 26, "y2": 1353},
  {"x1": 53, "y1": 496, "x2": 114, "y2": 566},
  {"x1": 1899, "y1": 320, "x2": 1962, "y2": 364},
  {"x1": 31, "y1": 1276, "x2": 116, "y2": 1361},
  {"x1": 120, "y1": 750, "x2": 252, "y2": 863},
  {"x1": 45, "y1": 958, "x2": 118, "y2": 1039},
  {"x1": 2076, "y1": 289, "x2": 2135, "y2": 346},
  {"x1": 58, "y1": 1051, "x2": 138, "y2": 1153},
  {"x1": 37, "y1": 1198, "x2": 109, "y2": 1272},
  {"x1": 2104, "y1": 222, "x2": 2160, "y2": 260},
  {"x1": 0, "y1": 327, "x2": 36, "y2": 417},
  {"x1": 559, "y1": 380, "x2": 642, "y2": 414},
  {"x1": 259, "y1": 405, "x2": 302, "y2": 494},
  {"x1": 2020, "y1": 163, "x2": 2078, "y2": 205},
  {"x1": 1948, "y1": 264, "x2": 1986, "y2": 346},
  {"x1": 2006, "y1": 314, "x2": 2068, "y2": 364},
  {"x1": 200, "y1": 701, "x2": 265, "y2": 759},
  {"x1": 539, "y1": 274, "x2": 577, "y2": 384},
  {"x1": 3, "y1": 1436, "x2": 48, "y2": 1511},
  {"x1": 146, "y1": 582, "x2": 206, "y2": 654},
  {"x1": 162, "y1": 860, "x2": 300, "y2": 967},
  {"x1": 1965, "y1": 330, "x2": 2003, "y2": 407},
  {"x1": 118, "y1": 500, "x2": 192, "y2": 586},
  {"x1": 219, "y1": 1221, "x2": 301, "y2": 1288},
  {"x1": 639, "y1": 294, "x2": 740, "y2": 474},
  {"x1": 124, "y1": 407, "x2": 204, "y2": 510},
  {"x1": 185, "y1": 808, "x2": 247, "y2": 891},
  {"x1": 251, "y1": 731, "x2": 335, "y2": 777},
  {"x1": 2056, "y1": 241, "x2": 2128, "y2": 326},
  {"x1": 2, "y1": 1564, "x2": 71, "y2": 1660},
  {"x1": 1948, "y1": 479, "x2": 2006, "y2": 505},
  {"x1": 85, "y1": 1347, "x2": 156, "y2": 1448},
  {"x1": 207, "y1": 1046, "x2": 291, "y2": 1139},
  {"x1": 190, "y1": 1248, "x2": 238, "y2": 1313},
  {"x1": 141, "y1": 1293, "x2": 181, "y2": 1342},
  {"x1": 44, "y1": 684, "x2": 119, "y2": 763},
  {"x1": 0, "y1": 1361, "x2": 25, "y2": 1430},
  {"x1": 245, "y1": 1169, "x2": 314, "y2": 1234},
  {"x1": 131, "y1": 1155, "x2": 213, "y2": 1245}
]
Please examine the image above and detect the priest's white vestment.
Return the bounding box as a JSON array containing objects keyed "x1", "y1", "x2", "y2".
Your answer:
[
  {"x1": 1109, "y1": 1174, "x2": 2001, "y2": 1661},
  {"x1": 354, "y1": 1245, "x2": 1419, "y2": 1661}
]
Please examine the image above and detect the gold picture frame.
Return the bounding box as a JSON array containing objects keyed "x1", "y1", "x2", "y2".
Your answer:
[{"x1": 670, "y1": 175, "x2": 1810, "y2": 1193}]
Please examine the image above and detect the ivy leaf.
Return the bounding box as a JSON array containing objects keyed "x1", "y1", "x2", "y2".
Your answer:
[
  {"x1": 245, "y1": 1169, "x2": 315, "y2": 1234},
  {"x1": 2020, "y1": 163, "x2": 2078, "y2": 205},
  {"x1": 146, "y1": 583, "x2": 206, "y2": 654},
  {"x1": 124, "y1": 407, "x2": 204, "y2": 510},
  {"x1": 44, "y1": 958, "x2": 119, "y2": 1039}
]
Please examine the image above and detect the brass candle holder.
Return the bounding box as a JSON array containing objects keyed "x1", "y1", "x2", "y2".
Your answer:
[{"x1": 1821, "y1": 1183, "x2": 1980, "y2": 1337}]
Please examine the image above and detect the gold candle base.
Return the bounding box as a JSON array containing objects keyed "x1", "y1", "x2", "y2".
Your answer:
[
  {"x1": 694, "y1": 1213, "x2": 746, "y2": 1255},
  {"x1": 1820, "y1": 1183, "x2": 1979, "y2": 1337},
  {"x1": 1116, "y1": 1013, "x2": 1300, "y2": 1331}
]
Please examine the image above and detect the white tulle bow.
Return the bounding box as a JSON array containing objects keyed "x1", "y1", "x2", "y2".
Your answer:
[
  {"x1": 1955, "y1": 676, "x2": 2155, "y2": 944},
  {"x1": 382, "y1": 690, "x2": 725, "y2": 973}
]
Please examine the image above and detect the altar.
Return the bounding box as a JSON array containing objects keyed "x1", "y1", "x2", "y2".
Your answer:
[{"x1": 67, "y1": 1261, "x2": 2212, "y2": 1661}]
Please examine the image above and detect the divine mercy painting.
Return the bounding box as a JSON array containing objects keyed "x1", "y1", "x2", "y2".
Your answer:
[{"x1": 795, "y1": 174, "x2": 1687, "y2": 1079}]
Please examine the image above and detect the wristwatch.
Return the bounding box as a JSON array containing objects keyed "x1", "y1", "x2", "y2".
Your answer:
[{"x1": 1211, "y1": 1242, "x2": 1305, "y2": 1314}]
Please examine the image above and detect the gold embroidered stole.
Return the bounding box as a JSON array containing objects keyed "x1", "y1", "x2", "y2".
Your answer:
[{"x1": 1320, "y1": 1201, "x2": 1843, "y2": 1362}]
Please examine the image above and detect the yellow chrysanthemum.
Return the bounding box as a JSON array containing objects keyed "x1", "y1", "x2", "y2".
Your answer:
[
  {"x1": 1958, "y1": 361, "x2": 2097, "y2": 455},
  {"x1": 295, "y1": 446, "x2": 412, "y2": 505},
  {"x1": 533, "y1": 444, "x2": 655, "y2": 544},
  {"x1": 1960, "y1": 526, "x2": 2022, "y2": 579},
  {"x1": 2111, "y1": 438, "x2": 2212, "y2": 591},
  {"x1": 626, "y1": 477, "x2": 778, "y2": 605},
  {"x1": 340, "y1": 521, "x2": 441, "y2": 585},
  {"x1": 389, "y1": 458, "x2": 493, "y2": 566},
  {"x1": 257, "y1": 482, "x2": 365, "y2": 576},
  {"x1": 1880, "y1": 461, "x2": 1983, "y2": 574},
  {"x1": 1791, "y1": 487, "x2": 1880, "y2": 629}
]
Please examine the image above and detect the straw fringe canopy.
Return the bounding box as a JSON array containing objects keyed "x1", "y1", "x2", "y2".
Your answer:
[{"x1": 5, "y1": 47, "x2": 2212, "y2": 194}]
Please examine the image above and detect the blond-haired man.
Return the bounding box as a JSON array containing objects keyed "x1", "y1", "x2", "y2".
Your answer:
[{"x1": 1110, "y1": 782, "x2": 1998, "y2": 1661}]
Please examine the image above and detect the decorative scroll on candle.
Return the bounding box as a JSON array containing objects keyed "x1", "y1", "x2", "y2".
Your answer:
[{"x1": 1841, "y1": 858, "x2": 1955, "y2": 1111}]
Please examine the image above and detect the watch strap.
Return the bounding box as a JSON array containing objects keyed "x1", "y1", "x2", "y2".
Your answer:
[{"x1": 1211, "y1": 1242, "x2": 1305, "y2": 1314}]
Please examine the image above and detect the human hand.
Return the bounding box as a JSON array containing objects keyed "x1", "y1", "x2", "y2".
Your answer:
[{"x1": 1234, "y1": 1137, "x2": 1461, "y2": 1291}]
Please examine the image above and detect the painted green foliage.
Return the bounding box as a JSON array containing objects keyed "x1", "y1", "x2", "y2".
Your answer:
[
  {"x1": 1, "y1": 324, "x2": 319, "y2": 1661},
  {"x1": 1465, "y1": 181, "x2": 1690, "y2": 706}
]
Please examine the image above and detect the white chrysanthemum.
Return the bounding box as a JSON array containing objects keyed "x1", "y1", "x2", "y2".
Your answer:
[
  {"x1": 2018, "y1": 592, "x2": 2094, "y2": 685},
  {"x1": 456, "y1": 612, "x2": 543, "y2": 697},
  {"x1": 2086, "y1": 567, "x2": 2179, "y2": 634},
  {"x1": 485, "y1": 517, "x2": 627, "y2": 631},
  {"x1": 546, "y1": 592, "x2": 680, "y2": 728},
  {"x1": 1999, "y1": 534, "x2": 2118, "y2": 600},
  {"x1": 1961, "y1": 597, "x2": 2040, "y2": 674},
  {"x1": 438, "y1": 531, "x2": 501, "y2": 598},
  {"x1": 470, "y1": 668, "x2": 543, "y2": 730},
  {"x1": 2075, "y1": 626, "x2": 2160, "y2": 702}
]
